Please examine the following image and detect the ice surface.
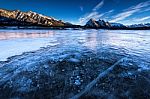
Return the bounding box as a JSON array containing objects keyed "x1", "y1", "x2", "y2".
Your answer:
[
  {"x1": 0, "y1": 29, "x2": 150, "y2": 98},
  {"x1": 0, "y1": 29, "x2": 150, "y2": 69},
  {"x1": 0, "y1": 30, "x2": 57, "y2": 61}
]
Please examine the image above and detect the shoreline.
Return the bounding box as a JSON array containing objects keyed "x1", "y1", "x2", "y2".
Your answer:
[{"x1": 0, "y1": 26, "x2": 150, "y2": 30}]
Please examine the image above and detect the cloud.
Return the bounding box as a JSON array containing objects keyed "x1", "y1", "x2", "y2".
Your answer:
[
  {"x1": 79, "y1": 12, "x2": 104, "y2": 24},
  {"x1": 139, "y1": 16, "x2": 150, "y2": 21},
  {"x1": 78, "y1": 0, "x2": 106, "y2": 25},
  {"x1": 110, "y1": 0, "x2": 150, "y2": 22},
  {"x1": 78, "y1": 9, "x2": 114, "y2": 25},
  {"x1": 134, "y1": 16, "x2": 150, "y2": 21},
  {"x1": 141, "y1": 7, "x2": 150, "y2": 12},
  {"x1": 110, "y1": 9, "x2": 139, "y2": 22},
  {"x1": 93, "y1": 0, "x2": 104, "y2": 11},
  {"x1": 126, "y1": 0, "x2": 150, "y2": 11},
  {"x1": 78, "y1": 0, "x2": 150, "y2": 24},
  {"x1": 121, "y1": 16, "x2": 150, "y2": 25},
  {"x1": 105, "y1": 10, "x2": 114, "y2": 15},
  {"x1": 80, "y1": 6, "x2": 83, "y2": 12}
]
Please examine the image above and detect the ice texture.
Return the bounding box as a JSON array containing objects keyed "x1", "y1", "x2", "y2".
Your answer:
[{"x1": 0, "y1": 29, "x2": 150, "y2": 98}]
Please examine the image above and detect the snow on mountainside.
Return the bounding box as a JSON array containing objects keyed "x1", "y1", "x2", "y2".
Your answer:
[
  {"x1": 85, "y1": 18, "x2": 111, "y2": 28},
  {"x1": 85, "y1": 19, "x2": 127, "y2": 29},
  {"x1": 85, "y1": 19, "x2": 99, "y2": 28},
  {"x1": 0, "y1": 9, "x2": 65, "y2": 26},
  {"x1": 85, "y1": 18, "x2": 150, "y2": 29},
  {"x1": 110, "y1": 23, "x2": 126, "y2": 28},
  {"x1": 0, "y1": 8, "x2": 150, "y2": 29},
  {"x1": 128, "y1": 23, "x2": 150, "y2": 28},
  {"x1": 145, "y1": 23, "x2": 150, "y2": 27}
]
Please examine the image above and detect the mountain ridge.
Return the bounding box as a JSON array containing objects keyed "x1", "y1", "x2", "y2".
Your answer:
[
  {"x1": 0, "y1": 8, "x2": 150, "y2": 29},
  {"x1": 85, "y1": 18, "x2": 150, "y2": 29},
  {"x1": 0, "y1": 9, "x2": 66, "y2": 27}
]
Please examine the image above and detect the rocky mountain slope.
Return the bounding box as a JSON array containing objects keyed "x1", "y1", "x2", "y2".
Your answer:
[
  {"x1": 110, "y1": 23, "x2": 127, "y2": 29},
  {"x1": 85, "y1": 18, "x2": 150, "y2": 29},
  {"x1": 0, "y1": 9, "x2": 66, "y2": 26},
  {"x1": 128, "y1": 23, "x2": 150, "y2": 29},
  {"x1": 85, "y1": 18, "x2": 127, "y2": 29},
  {"x1": 85, "y1": 18, "x2": 111, "y2": 28},
  {"x1": 0, "y1": 8, "x2": 150, "y2": 29}
]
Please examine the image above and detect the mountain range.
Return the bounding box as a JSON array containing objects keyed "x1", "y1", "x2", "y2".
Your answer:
[
  {"x1": 0, "y1": 9, "x2": 73, "y2": 27},
  {"x1": 85, "y1": 18, "x2": 150, "y2": 29},
  {"x1": 85, "y1": 18, "x2": 127, "y2": 29},
  {"x1": 0, "y1": 9, "x2": 150, "y2": 29}
]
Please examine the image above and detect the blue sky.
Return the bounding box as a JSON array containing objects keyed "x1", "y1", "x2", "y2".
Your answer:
[{"x1": 0, "y1": 0, "x2": 150, "y2": 25}]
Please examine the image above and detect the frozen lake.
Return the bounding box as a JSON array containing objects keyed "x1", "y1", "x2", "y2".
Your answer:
[
  {"x1": 0, "y1": 29, "x2": 150, "y2": 98},
  {"x1": 0, "y1": 29, "x2": 150, "y2": 61}
]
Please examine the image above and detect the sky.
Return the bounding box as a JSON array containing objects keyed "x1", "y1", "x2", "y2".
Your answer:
[{"x1": 0, "y1": 0, "x2": 150, "y2": 25}]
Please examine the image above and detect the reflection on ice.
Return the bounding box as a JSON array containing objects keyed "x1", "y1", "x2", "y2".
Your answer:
[
  {"x1": 0, "y1": 30, "x2": 55, "y2": 40},
  {"x1": 0, "y1": 29, "x2": 150, "y2": 61},
  {"x1": 0, "y1": 30, "x2": 58, "y2": 61}
]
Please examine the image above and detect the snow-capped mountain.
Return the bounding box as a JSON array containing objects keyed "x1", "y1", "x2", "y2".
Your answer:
[
  {"x1": 110, "y1": 23, "x2": 126, "y2": 28},
  {"x1": 128, "y1": 23, "x2": 150, "y2": 28},
  {"x1": 0, "y1": 9, "x2": 66, "y2": 26},
  {"x1": 85, "y1": 19, "x2": 99, "y2": 28},
  {"x1": 0, "y1": 8, "x2": 150, "y2": 29},
  {"x1": 85, "y1": 18, "x2": 150, "y2": 29},
  {"x1": 85, "y1": 18, "x2": 111, "y2": 28},
  {"x1": 85, "y1": 19, "x2": 128, "y2": 29}
]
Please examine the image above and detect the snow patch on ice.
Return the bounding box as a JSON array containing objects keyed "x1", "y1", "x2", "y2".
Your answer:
[{"x1": 67, "y1": 58, "x2": 80, "y2": 63}]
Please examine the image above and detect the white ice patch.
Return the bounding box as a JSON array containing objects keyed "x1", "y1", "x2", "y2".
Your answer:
[
  {"x1": 74, "y1": 79, "x2": 81, "y2": 86},
  {"x1": 68, "y1": 58, "x2": 80, "y2": 63}
]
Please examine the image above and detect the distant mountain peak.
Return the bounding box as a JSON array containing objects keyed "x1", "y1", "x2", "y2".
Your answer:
[
  {"x1": 85, "y1": 18, "x2": 111, "y2": 28},
  {"x1": 85, "y1": 18, "x2": 150, "y2": 29},
  {"x1": 89, "y1": 18, "x2": 96, "y2": 21}
]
